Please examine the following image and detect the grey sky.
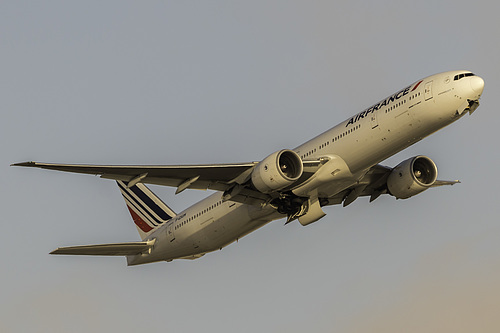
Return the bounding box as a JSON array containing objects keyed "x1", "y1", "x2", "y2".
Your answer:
[{"x1": 3, "y1": 1, "x2": 500, "y2": 332}]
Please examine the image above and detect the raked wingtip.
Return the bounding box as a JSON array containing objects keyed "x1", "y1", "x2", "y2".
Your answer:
[{"x1": 11, "y1": 161, "x2": 36, "y2": 167}]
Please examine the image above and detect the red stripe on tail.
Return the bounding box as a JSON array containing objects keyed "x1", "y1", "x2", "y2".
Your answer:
[{"x1": 127, "y1": 207, "x2": 153, "y2": 233}]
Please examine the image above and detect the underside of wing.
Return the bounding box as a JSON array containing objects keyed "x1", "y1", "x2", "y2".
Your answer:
[
  {"x1": 12, "y1": 159, "x2": 324, "y2": 206},
  {"x1": 321, "y1": 164, "x2": 392, "y2": 206},
  {"x1": 50, "y1": 240, "x2": 155, "y2": 256},
  {"x1": 13, "y1": 161, "x2": 258, "y2": 192},
  {"x1": 324, "y1": 163, "x2": 461, "y2": 207}
]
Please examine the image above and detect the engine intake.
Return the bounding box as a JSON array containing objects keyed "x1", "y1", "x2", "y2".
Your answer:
[
  {"x1": 251, "y1": 150, "x2": 303, "y2": 193},
  {"x1": 387, "y1": 156, "x2": 438, "y2": 199}
]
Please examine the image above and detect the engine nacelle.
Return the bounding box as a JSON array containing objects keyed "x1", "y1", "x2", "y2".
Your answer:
[
  {"x1": 251, "y1": 150, "x2": 303, "y2": 193},
  {"x1": 387, "y1": 156, "x2": 438, "y2": 199}
]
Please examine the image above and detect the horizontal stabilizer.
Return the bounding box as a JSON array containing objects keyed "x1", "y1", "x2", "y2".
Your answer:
[{"x1": 50, "y1": 240, "x2": 155, "y2": 256}]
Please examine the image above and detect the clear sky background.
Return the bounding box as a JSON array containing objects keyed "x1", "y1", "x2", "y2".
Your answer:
[{"x1": 2, "y1": 1, "x2": 499, "y2": 332}]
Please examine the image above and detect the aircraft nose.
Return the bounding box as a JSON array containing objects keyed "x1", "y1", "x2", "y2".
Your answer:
[{"x1": 470, "y1": 76, "x2": 484, "y2": 95}]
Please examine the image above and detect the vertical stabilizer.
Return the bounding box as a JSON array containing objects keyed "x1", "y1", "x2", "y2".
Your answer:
[{"x1": 117, "y1": 181, "x2": 176, "y2": 239}]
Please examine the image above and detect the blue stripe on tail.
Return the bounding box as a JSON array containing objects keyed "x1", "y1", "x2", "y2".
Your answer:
[{"x1": 117, "y1": 180, "x2": 176, "y2": 239}]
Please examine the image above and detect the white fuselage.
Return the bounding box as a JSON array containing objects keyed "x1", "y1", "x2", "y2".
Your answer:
[{"x1": 128, "y1": 70, "x2": 483, "y2": 265}]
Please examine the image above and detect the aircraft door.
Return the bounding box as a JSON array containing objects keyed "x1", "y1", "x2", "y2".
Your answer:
[
  {"x1": 167, "y1": 222, "x2": 175, "y2": 242},
  {"x1": 424, "y1": 81, "x2": 433, "y2": 100},
  {"x1": 371, "y1": 112, "x2": 379, "y2": 129}
]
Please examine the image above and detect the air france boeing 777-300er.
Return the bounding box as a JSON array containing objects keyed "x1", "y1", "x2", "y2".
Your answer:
[{"x1": 13, "y1": 70, "x2": 484, "y2": 265}]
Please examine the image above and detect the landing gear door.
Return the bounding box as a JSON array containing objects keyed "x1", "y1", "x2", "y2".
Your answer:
[{"x1": 424, "y1": 81, "x2": 433, "y2": 101}]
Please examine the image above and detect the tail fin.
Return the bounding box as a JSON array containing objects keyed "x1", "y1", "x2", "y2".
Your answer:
[{"x1": 117, "y1": 180, "x2": 176, "y2": 239}]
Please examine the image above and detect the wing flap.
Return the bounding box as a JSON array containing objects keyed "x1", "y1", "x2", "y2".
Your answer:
[{"x1": 50, "y1": 240, "x2": 155, "y2": 256}]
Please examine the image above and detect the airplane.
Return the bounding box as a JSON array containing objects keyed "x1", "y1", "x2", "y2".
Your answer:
[{"x1": 12, "y1": 70, "x2": 484, "y2": 266}]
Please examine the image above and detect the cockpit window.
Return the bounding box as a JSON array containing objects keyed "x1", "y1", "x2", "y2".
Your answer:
[{"x1": 454, "y1": 73, "x2": 475, "y2": 81}]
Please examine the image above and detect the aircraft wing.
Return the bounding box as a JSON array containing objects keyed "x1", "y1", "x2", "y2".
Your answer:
[
  {"x1": 323, "y1": 164, "x2": 460, "y2": 206},
  {"x1": 12, "y1": 160, "x2": 322, "y2": 206},
  {"x1": 12, "y1": 161, "x2": 259, "y2": 192},
  {"x1": 50, "y1": 240, "x2": 155, "y2": 256}
]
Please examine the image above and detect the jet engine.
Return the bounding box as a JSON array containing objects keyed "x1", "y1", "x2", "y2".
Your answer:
[
  {"x1": 387, "y1": 156, "x2": 438, "y2": 199},
  {"x1": 251, "y1": 150, "x2": 303, "y2": 193}
]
